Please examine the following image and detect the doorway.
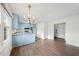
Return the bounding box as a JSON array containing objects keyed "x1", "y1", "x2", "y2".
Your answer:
[{"x1": 54, "y1": 23, "x2": 65, "y2": 42}]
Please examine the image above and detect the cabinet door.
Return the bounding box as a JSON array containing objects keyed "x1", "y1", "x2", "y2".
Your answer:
[
  {"x1": 20, "y1": 23, "x2": 31, "y2": 29},
  {"x1": 12, "y1": 15, "x2": 19, "y2": 29}
]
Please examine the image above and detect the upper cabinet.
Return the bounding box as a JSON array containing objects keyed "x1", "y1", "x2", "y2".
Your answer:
[
  {"x1": 12, "y1": 14, "x2": 35, "y2": 33},
  {"x1": 12, "y1": 14, "x2": 19, "y2": 29}
]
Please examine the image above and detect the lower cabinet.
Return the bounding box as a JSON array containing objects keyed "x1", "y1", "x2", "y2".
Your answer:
[{"x1": 12, "y1": 33, "x2": 35, "y2": 47}]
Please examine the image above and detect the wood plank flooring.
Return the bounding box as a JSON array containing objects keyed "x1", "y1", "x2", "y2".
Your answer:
[{"x1": 10, "y1": 38, "x2": 79, "y2": 56}]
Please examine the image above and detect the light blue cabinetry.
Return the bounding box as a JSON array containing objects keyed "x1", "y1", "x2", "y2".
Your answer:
[
  {"x1": 12, "y1": 14, "x2": 19, "y2": 29},
  {"x1": 12, "y1": 15, "x2": 35, "y2": 48},
  {"x1": 12, "y1": 33, "x2": 35, "y2": 47},
  {"x1": 19, "y1": 23, "x2": 31, "y2": 29}
]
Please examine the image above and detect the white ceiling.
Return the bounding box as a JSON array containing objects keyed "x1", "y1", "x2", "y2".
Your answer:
[{"x1": 9, "y1": 3, "x2": 79, "y2": 22}]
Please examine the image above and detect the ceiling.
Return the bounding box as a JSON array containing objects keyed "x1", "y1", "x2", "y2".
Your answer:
[{"x1": 9, "y1": 3, "x2": 79, "y2": 23}]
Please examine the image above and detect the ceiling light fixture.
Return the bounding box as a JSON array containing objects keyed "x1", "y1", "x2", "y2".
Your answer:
[{"x1": 24, "y1": 4, "x2": 35, "y2": 24}]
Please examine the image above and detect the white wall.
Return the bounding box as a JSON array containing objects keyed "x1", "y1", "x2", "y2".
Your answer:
[
  {"x1": 44, "y1": 22, "x2": 48, "y2": 39},
  {"x1": 0, "y1": 4, "x2": 12, "y2": 56},
  {"x1": 36, "y1": 22, "x2": 44, "y2": 39},
  {"x1": 48, "y1": 22, "x2": 54, "y2": 39},
  {"x1": 66, "y1": 15, "x2": 79, "y2": 47},
  {"x1": 36, "y1": 22, "x2": 54, "y2": 40}
]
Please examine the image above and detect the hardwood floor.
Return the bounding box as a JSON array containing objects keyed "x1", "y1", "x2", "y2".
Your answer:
[{"x1": 10, "y1": 38, "x2": 79, "y2": 56}]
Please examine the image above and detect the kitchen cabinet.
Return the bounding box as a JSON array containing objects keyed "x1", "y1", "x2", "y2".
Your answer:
[
  {"x1": 12, "y1": 14, "x2": 19, "y2": 29},
  {"x1": 12, "y1": 32, "x2": 35, "y2": 47}
]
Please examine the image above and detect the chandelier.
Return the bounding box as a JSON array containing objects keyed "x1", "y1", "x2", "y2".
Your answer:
[{"x1": 24, "y1": 5, "x2": 35, "y2": 23}]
